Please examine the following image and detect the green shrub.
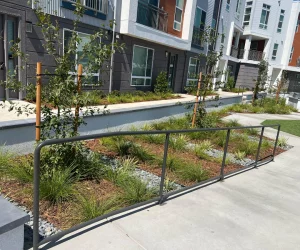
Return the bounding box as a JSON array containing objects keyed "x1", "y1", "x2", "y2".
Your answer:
[
  {"x1": 214, "y1": 130, "x2": 228, "y2": 147},
  {"x1": 164, "y1": 178, "x2": 177, "y2": 192},
  {"x1": 261, "y1": 139, "x2": 272, "y2": 150},
  {"x1": 224, "y1": 119, "x2": 241, "y2": 127},
  {"x1": 154, "y1": 71, "x2": 171, "y2": 94},
  {"x1": 169, "y1": 135, "x2": 188, "y2": 150},
  {"x1": 197, "y1": 140, "x2": 213, "y2": 151},
  {"x1": 141, "y1": 134, "x2": 165, "y2": 144},
  {"x1": 234, "y1": 151, "x2": 246, "y2": 161},
  {"x1": 194, "y1": 146, "x2": 211, "y2": 160},
  {"x1": 102, "y1": 137, "x2": 133, "y2": 156},
  {"x1": 176, "y1": 164, "x2": 208, "y2": 182},
  {"x1": 239, "y1": 140, "x2": 258, "y2": 156},
  {"x1": 245, "y1": 128, "x2": 259, "y2": 136},
  {"x1": 78, "y1": 195, "x2": 120, "y2": 222},
  {"x1": 130, "y1": 144, "x2": 155, "y2": 162},
  {"x1": 278, "y1": 137, "x2": 288, "y2": 147},
  {"x1": 40, "y1": 165, "x2": 78, "y2": 204}
]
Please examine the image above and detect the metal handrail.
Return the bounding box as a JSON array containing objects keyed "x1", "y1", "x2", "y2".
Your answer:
[
  {"x1": 33, "y1": 124, "x2": 281, "y2": 249},
  {"x1": 192, "y1": 26, "x2": 204, "y2": 47},
  {"x1": 136, "y1": 0, "x2": 168, "y2": 32}
]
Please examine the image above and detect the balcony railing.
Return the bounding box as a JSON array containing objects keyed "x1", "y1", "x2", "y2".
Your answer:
[
  {"x1": 136, "y1": 0, "x2": 168, "y2": 33},
  {"x1": 192, "y1": 27, "x2": 204, "y2": 48},
  {"x1": 238, "y1": 49, "x2": 245, "y2": 59},
  {"x1": 248, "y1": 50, "x2": 264, "y2": 61},
  {"x1": 230, "y1": 46, "x2": 239, "y2": 58},
  {"x1": 68, "y1": 0, "x2": 108, "y2": 14}
]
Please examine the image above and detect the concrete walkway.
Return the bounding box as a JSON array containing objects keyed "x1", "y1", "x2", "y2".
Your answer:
[
  {"x1": 0, "y1": 91, "x2": 252, "y2": 124},
  {"x1": 42, "y1": 113, "x2": 300, "y2": 250}
]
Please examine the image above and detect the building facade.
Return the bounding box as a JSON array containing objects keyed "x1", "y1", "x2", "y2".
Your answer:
[{"x1": 1, "y1": 0, "x2": 300, "y2": 100}]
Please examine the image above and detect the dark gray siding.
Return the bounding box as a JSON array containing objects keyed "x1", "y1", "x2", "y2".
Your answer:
[
  {"x1": 235, "y1": 63, "x2": 258, "y2": 88},
  {"x1": 287, "y1": 71, "x2": 300, "y2": 93},
  {"x1": 112, "y1": 35, "x2": 195, "y2": 93}
]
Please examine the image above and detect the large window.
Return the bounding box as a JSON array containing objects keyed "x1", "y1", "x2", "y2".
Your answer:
[
  {"x1": 277, "y1": 9, "x2": 285, "y2": 33},
  {"x1": 243, "y1": 1, "x2": 253, "y2": 26},
  {"x1": 173, "y1": 0, "x2": 184, "y2": 31},
  {"x1": 194, "y1": 7, "x2": 206, "y2": 30},
  {"x1": 64, "y1": 29, "x2": 99, "y2": 82},
  {"x1": 259, "y1": 4, "x2": 271, "y2": 29},
  {"x1": 235, "y1": 0, "x2": 241, "y2": 19},
  {"x1": 131, "y1": 45, "x2": 154, "y2": 86},
  {"x1": 272, "y1": 43, "x2": 278, "y2": 60},
  {"x1": 186, "y1": 57, "x2": 200, "y2": 86}
]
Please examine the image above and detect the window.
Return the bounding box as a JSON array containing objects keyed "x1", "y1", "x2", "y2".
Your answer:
[
  {"x1": 289, "y1": 47, "x2": 294, "y2": 62},
  {"x1": 235, "y1": 0, "x2": 241, "y2": 19},
  {"x1": 243, "y1": 1, "x2": 253, "y2": 26},
  {"x1": 226, "y1": 0, "x2": 231, "y2": 11},
  {"x1": 272, "y1": 43, "x2": 278, "y2": 60},
  {"x1": 186, "y1": 57, "x2": 200, "y2": 86},
  {"x1": 296, "y1": 74, "x2": 300, "y2": 79},
  {"x1": 277, "y1": 9, "x2": 285, "y2": 33},
  {"x1": 131, "y1": 45, "x2": 154, "y2": 86},
  {"x1": 211, "y1": 18, "x2": 217, "y2": 30},
  {"x1": 174, "y1": 0, "x2": 184, "y2": 31},
  {"x1": 259, "y1": 4, "x2": 271, "y2": 29},
  {"x1": 69, "y1": 0, "x2": 106, "y2": 13},
  {"x1": 64, "y1": 29, "x2": 99, "y2": 83},
  {"x1": 194, "y1": 7, "x2": 206, "y2": 30}
]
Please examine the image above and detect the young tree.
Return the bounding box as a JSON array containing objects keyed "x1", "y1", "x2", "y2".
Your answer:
[
  {"x1": 275, "y1": 70, "x2": 288, "y2": 103},
  {"x1": 252, "y1": 59, "x2": 269, "y2": 104},
  {"x1": 1, "y1": 1, "x2": 123, "y2": 140}
]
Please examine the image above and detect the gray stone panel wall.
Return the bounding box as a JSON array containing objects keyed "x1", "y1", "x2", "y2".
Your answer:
[{"x1": 235, "y1": 63, "x2": 259, "y2": 88}]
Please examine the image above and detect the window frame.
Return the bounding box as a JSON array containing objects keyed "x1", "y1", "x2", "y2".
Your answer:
[
  {"x1": 271, "y1": 43, "x2": 279, "y2": 60},
  {"x1": 173, "y1": 0, "x2": 184, "y2": 31},
  {"x1": 289, "y1": 46, "x2": 294, "y2": 63},
  {"x1": 277, "y1": 9, "x2": 285, "y2": 33},
  {"x1": 235, "y1": 0, "x2": 241, "y2": 20},
  {"x1": 63, "y1": 28, "x2": 100, "y2": 84},
  {"x1": 194, "y1": 7, "x2": 207, "y2": 31},
  {"x1": 259, "y1": 3, "x2": 271, "y2": 30},
  {"x1": 243, "y1": 1, "x2": 253, "y2": 26},
  {"x1": 186, "y1": 57, "x2": 201, "y2": 86},
  {"x1": 131, "y1": 45, "x2": 155, "y2": 87},
  {"x1": 226, "y1": 0, "x2": 231, "y2": 11}
]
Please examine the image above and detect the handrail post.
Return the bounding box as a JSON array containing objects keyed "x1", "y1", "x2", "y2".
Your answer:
[
  {"x1": 255, "y1": 127, "x2": 264, "y2": 167},
  {"x1": 159, "y1": 133, "x2": 170, "y2": 204},
  {"x1": 272, "y1": 125, "x2": 281, "y2": 161},
  {"x1": 33, "y1": 145, "x2": 42, "y2": 250},
  {"x1": 220, "y1": 129, "x2": 231, "y2": 180}
]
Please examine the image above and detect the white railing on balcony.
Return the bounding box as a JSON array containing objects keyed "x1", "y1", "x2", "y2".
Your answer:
[{"x1": 69, "y1": 0, "x2": 107, "y2": 14}]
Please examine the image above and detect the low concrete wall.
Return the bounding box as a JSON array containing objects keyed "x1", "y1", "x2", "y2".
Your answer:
[{"x1": 0, "y1": 95, "x2": 249, "y2": 147}]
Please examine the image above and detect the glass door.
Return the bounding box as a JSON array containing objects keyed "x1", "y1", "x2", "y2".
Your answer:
[{"x1": 167, "y1": 54, "x2": 177, "y2": 90}]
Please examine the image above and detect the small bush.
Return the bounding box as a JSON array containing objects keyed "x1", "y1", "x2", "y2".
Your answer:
[
  {"x1": 197, "y1": 140, "x2": 213, "y2": 151},
  {"x1": 278, "y1": 137, "x2": 288, "y2": 148},
  {"x1": 214, "y1": 130, "x2": 228, "y2": 147},
  {"x1": 245, "y1": 128, "x2": 259, "y2": 136},
  {"x1": 130, "y1": 144, "x2": 155, "y2": 162},
  {"x1": 164, "y1": 177, "x2": 177, "y2": 192},
  {"x1": 169, "y1": 135, "x2": 188, "y2": 150},
  {"x1": 224, "y1": 119, "x2": 241, "y2": 127},
  {"x1": 102, "y1": 137, "x2": 133, "y2": 156},
  {"x1": 40, "y1": 166, "x2": 78, "y2": 204},
  {"x1": 154, "y1": 71, "x2": 171, "y2": 94},
  {"x1": 239, "y1": 140, "x2": 258, "y2": 156},
  {"x1": 234, "y1": 151, "x2": 246, "y2": 161},
  {"x1": 142, "y1": 134, "x2": 165, "y2": 144},
  {"x1": 176, "y1": 164, "x2": 208, "y2": 182},
  {"x1": 78, "y1": 195, "x2": 120, "y2": 222},
  {"x1": 261, "y1": 139, "x2": 272, "y2": 150}
]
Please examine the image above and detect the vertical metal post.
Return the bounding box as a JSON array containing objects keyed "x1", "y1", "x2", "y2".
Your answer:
[
  {"x1": 255, "y1": 127, "x2": 264, "y2": 167},
  {"x1": 220, "y1": 129, "x2": 231, "y2": 180},
  {"x1": 36, "y1": 62, "x2": 42, "y2": 141},
  {"x1": 272, "y1": 125, "x2": 281, "y2": 161},
  {"x1": 74, "y1": 64, "x2": 82, "y2": 134},
  {"x1": 33, "y1": 145, "x2": 42, "y2": 250},
  {"x1": 192, "y1": 72, "x2": 202, "y2": 128},
  {"x1": 159, "y1": 133, "x2": 170, "y2": 204}
]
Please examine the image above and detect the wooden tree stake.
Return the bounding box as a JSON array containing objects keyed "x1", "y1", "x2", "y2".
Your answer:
[
  {"x1": 192, "y1": 72, "x2": 202, "y2": 128},
  {"x1": 74, "y1": 64, "x2": 83, "y2": 134},
  {"x1": 36, "y1": 62, "x2": 42, "y2": 141}
]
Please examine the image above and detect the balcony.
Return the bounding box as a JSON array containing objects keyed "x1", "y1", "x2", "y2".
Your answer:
[
  {"x1": 230, "y1": 47, "x2": 239, "y2": 58},
  {"x1": 136, "y1": 0, "x2": 168, "y2": 33},
  {"x1": 248, "y1": 50, "x2": 264, "y2": 61},
  {"x1": 192, "y1": 27, "x2": 204, "y2": 48},
  {"x1": 238, "y1": 49, "x2": 245, "y2": 59}
]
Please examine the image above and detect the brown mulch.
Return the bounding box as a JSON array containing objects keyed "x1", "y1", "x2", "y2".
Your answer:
[{"x1": 0, "y1": 178, "x2": 121, "y2": 230}]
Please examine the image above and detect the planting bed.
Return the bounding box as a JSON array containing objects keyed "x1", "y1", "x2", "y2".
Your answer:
[{"x1": 0, "y1": 110, "x2": 292, "y2": 247}]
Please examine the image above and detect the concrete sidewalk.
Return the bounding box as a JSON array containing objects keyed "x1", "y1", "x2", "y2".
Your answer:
[{"x1": 42, "y1": 113, "x2": 300, "y2": 250}]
